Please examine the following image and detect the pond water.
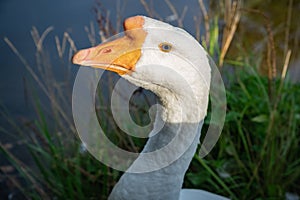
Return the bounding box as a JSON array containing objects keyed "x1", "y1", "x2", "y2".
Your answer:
[{"x1": 0, "y1": 0, "x2": 93, "y2": 127}]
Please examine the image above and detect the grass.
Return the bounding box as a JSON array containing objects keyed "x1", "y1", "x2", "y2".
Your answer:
[
  {"x1": 187, "y1": 65, "x2": 300, "y2": 199},
  {"x1": 1, "y1": 0, "x2": 300, "y2": 199}
]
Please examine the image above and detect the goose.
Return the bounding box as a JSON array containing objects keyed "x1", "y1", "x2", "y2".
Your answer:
[{"x1": 72, "y1": 16, "x2": 229, "y2": 200}]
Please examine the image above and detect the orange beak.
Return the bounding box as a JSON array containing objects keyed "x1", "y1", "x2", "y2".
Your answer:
[{"x1": 72, "y1": 16, "x2": 146, "y2": 75}]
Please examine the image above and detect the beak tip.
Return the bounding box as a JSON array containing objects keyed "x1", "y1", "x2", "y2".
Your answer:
[
  {"x1": 71, "y1": 54, "x2": 78, "y2": 65},
  {"x1": 72, "y1": 49, "x2": 90, "y2": 65}
]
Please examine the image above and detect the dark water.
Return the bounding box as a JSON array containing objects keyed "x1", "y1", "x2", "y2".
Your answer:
[{"x1": 0, "y1": 0, "x2": 94, "y2": 124}]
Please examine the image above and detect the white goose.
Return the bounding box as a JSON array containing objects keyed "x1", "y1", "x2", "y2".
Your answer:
[{"x1": 73, "y1": 16, "x2": 229, "y2": 200}]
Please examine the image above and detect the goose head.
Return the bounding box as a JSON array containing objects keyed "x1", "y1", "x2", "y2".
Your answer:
[{"x1": 72, "y1": 16, "x2": 211, "y2": 123}]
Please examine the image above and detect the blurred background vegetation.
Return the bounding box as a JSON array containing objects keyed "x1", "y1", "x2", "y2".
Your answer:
[{"x1": 1, "y1": 0, "x2": 300, "y2": 199}]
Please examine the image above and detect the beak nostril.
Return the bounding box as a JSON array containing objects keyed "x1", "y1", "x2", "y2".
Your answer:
[{"x1": 102, "y1": 48, "x2": 112, "y2": 54}]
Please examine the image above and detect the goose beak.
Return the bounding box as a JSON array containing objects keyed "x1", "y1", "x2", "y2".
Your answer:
[{"x1": 72, "y1": 16, "x2": 146, "y2": 75}]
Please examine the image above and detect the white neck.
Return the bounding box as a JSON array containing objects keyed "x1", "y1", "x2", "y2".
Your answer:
[{"x1": 108, "y1": 91, "x2": 205, "y2": 200}]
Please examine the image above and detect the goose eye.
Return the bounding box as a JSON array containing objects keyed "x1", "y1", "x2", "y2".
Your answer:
[{"x1": 159, "y1": 43, "x2": 172, "y2": 52}]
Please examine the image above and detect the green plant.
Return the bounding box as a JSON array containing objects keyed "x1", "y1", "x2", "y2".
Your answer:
[{"x1": 187, "y1": 64, "x2": 300, "y2": 199}]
